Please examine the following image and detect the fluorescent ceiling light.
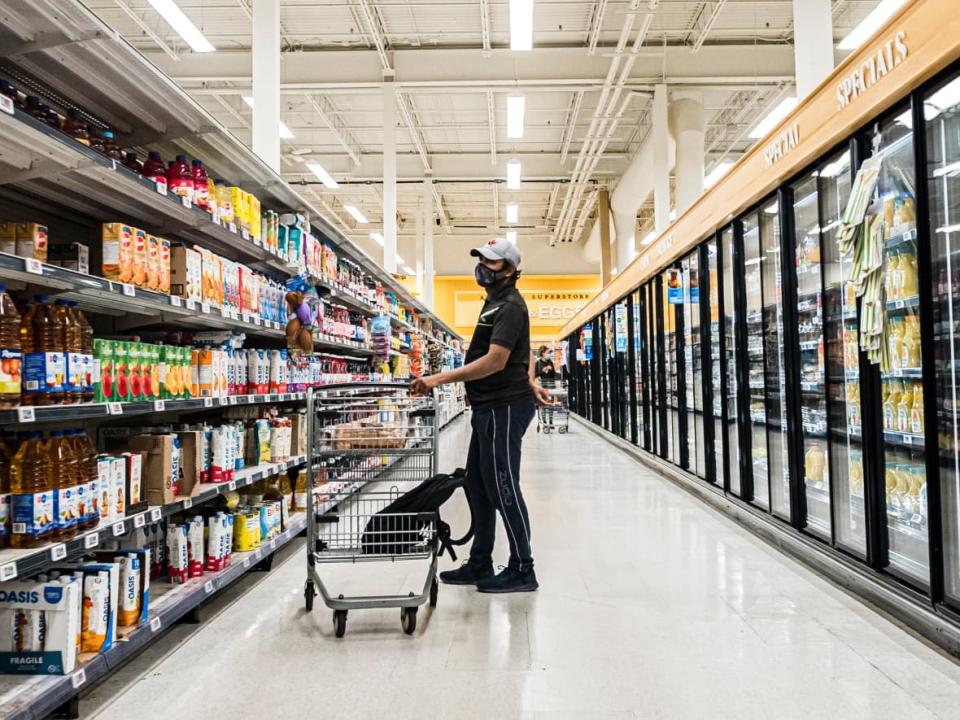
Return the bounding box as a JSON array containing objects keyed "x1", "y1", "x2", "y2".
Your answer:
[
  {"x1": 749, "y1": 97, "x2": 798, "y2": 139},
  {"x1": 506, "y1": 202, "x2": 519, "y2": 223},
  {"x1": 506, "y1": 230, "x2": 518, "y2": 244},
  {"x1": 509, "y1": 0, "x2": 534, "y2": 51},
  {"x1": 242, "y1": 96, "x2": 295, "y2": 139},
  {"x1": 507, "y1": 95, "x2": 525, "y2": 139},
  {"x1": 370, "y1": 232, "x2": 385, "y2": 246},
  {"x1": 344, "y1": 204, "x2": 368, "y2": 224},
  {"x1": 640, "y1": 231, "x2": 657, "y2": 246},
  {"x1": 402, "y1": 265, "x2": 415, "y2": 275},
  {"x1": 306, "y1": 162, "x2": 338, "y2": 188},
  {"x1": 704, "y1": 161, "x2": 734, "y2": 189},
  {"x1": 147, "y1": 0, "x2": 215, "y2": 52},
  {"x1": 837, "y1": 0, "x2": 907, "y2": 50},
  {"x1": 506, "y1": 159, "x2": 522, "y2": 189}
]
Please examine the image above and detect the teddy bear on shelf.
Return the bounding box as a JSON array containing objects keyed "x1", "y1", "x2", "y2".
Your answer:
[{"x1": 284, "y1": 277, "x2": 322, "y2": 352}]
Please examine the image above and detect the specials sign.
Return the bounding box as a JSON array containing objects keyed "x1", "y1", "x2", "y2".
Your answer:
[
  {"x1": 763, "y1": 123, "x2": 800, "y2": 168},
  {"x1": 836, "y1": 30, "x2": 909, "y2": 110}
]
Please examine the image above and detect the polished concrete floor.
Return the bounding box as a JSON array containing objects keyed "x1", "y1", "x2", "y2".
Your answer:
[{"x1": 87, "y1": 414, "x2": 960, "y2": 720}]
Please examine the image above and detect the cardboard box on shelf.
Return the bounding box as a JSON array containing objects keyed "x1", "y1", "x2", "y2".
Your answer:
[
  {"x1": 0, "y1": 577, "x2": 82, "y2": 675},
  {"x1": 170, "y1": 244, "x2": 201, "y2": 301},
  {"x1": 125, "y1": 434, "x2": 176, "y2": 507},
  {"x1": 15, "y1": 223, "x2": 48, "y2": 262},
  {"x1": 50, "y1": 242, "x2": 90, "y2": 274},
  {"x1": 0, "y1": 222, "x2": 15, "y2": 255}
]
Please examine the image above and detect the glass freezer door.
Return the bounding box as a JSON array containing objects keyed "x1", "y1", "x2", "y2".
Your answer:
[
  {"x1": 708, "y1": 239, "x2": 725, "y2": 485},
  {"x1": 743, "y1": 212, "x2": 769, "y2": 508},
  {"x1": 721, "y1": 226, "x2": 742, "y2": 495},
  {"x1": 663, "y1": 276, "x2": 680, "y2": 464},
  {"x1": 683, "y1": 252, "x2": 705, "y2": 477}
]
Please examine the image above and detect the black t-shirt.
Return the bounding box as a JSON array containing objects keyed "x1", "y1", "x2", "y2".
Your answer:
[
  {"x1": 536, "y1": 357, "x2": 556, "y2": 380},
  {"x1": 464, "y1": 283, "x2": 532, "y2": 409}
]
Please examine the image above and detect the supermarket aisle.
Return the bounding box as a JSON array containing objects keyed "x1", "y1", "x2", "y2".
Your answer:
[{"x1": 87, "y1": 415, "x2": 960, "y2": 720}]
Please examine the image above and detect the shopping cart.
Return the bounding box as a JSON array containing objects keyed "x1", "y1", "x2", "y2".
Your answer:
[
  {"x1": 536, "y1": 379, "x2": 569, "y2": 433},
  {"x1": 303, "y1": 383, "x2": 439, "y2": 637}
]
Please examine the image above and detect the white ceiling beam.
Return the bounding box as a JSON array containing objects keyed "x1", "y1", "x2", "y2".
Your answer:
[
  {"x1": 559, "y1": 90, "x2": 583, "y2": 165},
  {"x1": 306, "y1": 94, "x2": 363, "y2": 167},
  {"x1": 586, "y1": 0, "x2": 609, "y2": 56},
  {"x1": 113, "y1": 0, "x2": 179, "y2": 62},
  {"x1": 690, "y1": 1, "x2": 730, "y2": 54},
  {"x1": 212, "y1": 94, "x2": 248, "y2": 127},
  {"x1": 485, "y1": 91, "x2": 497, "y2": 166},
  {"x1": 397, "y1": 92, "x2": 432, "y2": 172},
  {"x1": 479, "y1": 0, "x2": 492, "y2": 55},
  {"x1": 353, "y1": 0, "x2": 392, "y2": 70}
]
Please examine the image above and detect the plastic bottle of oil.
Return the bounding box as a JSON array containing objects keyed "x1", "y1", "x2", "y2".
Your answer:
[
  {"x1": 67, "y1": 429, "x2": 95, "y2": 531},
  {"x1": 22, "y1": 296, "x2": 64, "y2": 406},
  {"x1": 10, "y1": 432, "x2": 54, "y2": 548},
  {"x1": 70, "y1": 302, "x2": 94, "y2": 403},
  {"x1": 50, "y1": 430, "x2": 77, "y2": 541},
  {"x1": 55, "y1": 299, "x2": 82, "y2": 403},
  {"x1": 0, "y1": 434, "x2": 11, "y2": 547},
  {"x1": 0, "y1": 284, "x2": 21, "y2": 409},
  {"x1": 78, "y1": 429, "x2": 99, "y2": 530}
]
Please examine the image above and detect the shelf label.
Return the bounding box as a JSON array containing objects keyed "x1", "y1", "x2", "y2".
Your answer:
[
  {"x1": 154, "y1": 400, "x2": 165, "y2": 412},
  {"x1": 84, "y1": 533, "x2": 99, "y2": 549},
  {"x1": 71, "y1": 668, "x2": 86, "y2": 689},
  {"x1": 253, "y1": 549, "x2": 262, "y2": 561},
  {"x1": 150, "y1": 508, "x2": 162, "y2": 522},
  {"x1": 24, "y1": 258, "x2": 43, "y2": 275},
  {"x1": 219, "y1": 306, "x2": 227, "y2": 317},
  {"x1": 150, "y1": 616, "x2": 162, "y2": 633},
  {"x1": 185, "y1": 298, "x2": 197, "y2": 311},
  {"x1": 903, "y1": 435, "x2": 913, "y2": 445},
  {"x1": 112, "y1": 521, "x2": 126, "y2": 536},
  {"x1": 894, "y1": 300, "x2": 905, "y2": 309},
  {"x1": 0, "y1": 94, "x2": 13, "y2": 115},
  {"x1": 227, "y1": 481, "x2": 237, "y2": 491},
  {"x1": 16, "y1": 407, "x2": 35, "y2": 423},
  {"x1": 267, "y1": 538, "x2": 276, "y2": 550},
  {"x1": 134, "y1": 513, "x2": 146, "y2": 528},
  {"x1": 201, "y1": 302, "x2": 211, "y2": 314},
  {"x1": 170, "y1": 295, "x2": 182, "y2": 307},
  {"x1": 254, "y1": 317, "x2": 262, "y2": 326},
  {"x1": 155, "y1": 180, "x2": 167, "y2": 196},
  {"x1": 243, "y1": 312, "x2": 253, "y2": 323},
  {"x1": 0, "y1": 562, "x2": 16, "y2": 582},
  {"x1": 203, "y1": 580, "x2": 214, "y2": 594},
  {"x1": 182, "y1": 498, "x2": 193, "y2": 509},
  {"x1": 107, "y1": 402, "x2": 123, "y2": 415},
  {"x1": 243, "y1": 558, "x2": 251, "y2": 569},
  {"x1": 50, "y1": 544, "x2": 67, "y2": 561},
  {"x1": 203, "y1": 398, "x2": 213, "y2": 408},
  {"x1": 227, "y1": 396, "x2": 236, "y2": 405},
  {"x1": 242, "y1": 228, "x2": 250, "y2": 241},
  {"x1": 229, "y1": 222, "x2": 238, "y2": 234},
  {"x1": 122, "y1": 283, "x2": 136, "y2": 297},
  {"x1": 911, "y1": 513, "x2": 924, "y2": 525},
  {"x1": 180, "y1": 195, "x2": 192, "y2": 209}
]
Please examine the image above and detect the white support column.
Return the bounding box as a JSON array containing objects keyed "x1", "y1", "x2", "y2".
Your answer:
[
  {"x1": 670, "y1": 93, "x2": 705, "y2": 214},
  {"x1": 614, "y1": 210, "x2": 635, "y2": 272},
  {"x1": 251, "y1": 0, "x2": 281, "y2": 172},
  {"x1": 793, "y1": 0, "x2": 834, "y2": 98},
  {"x1": 652, "y1": 84, "x2": 671, "y2": 232},
  {"x1": 422, "y1": 175, "x2": 435, "y2": 310},
  {"x1": 383, "y1": 73, "x2": 398, "y2": 274}
]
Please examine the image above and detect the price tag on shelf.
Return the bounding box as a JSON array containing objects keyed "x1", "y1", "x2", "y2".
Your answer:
[
  {"x1": 170, "y1": 295, "x2": 182, "y2": 307},
  {"x1": 903, "y1": 435, "x2": 913, "y2": 445},
  {"x1": 121, "y1": 283, "x2": 136, "y2": 297},
  {"x1": 911, "y1": 513, "x2": 924, "y2": 525},
  {"x1": 84, "y1": 533, "x2": 99, "y2": 549},
  {"x1": 268, "y1": 538, "x2": 276, "y2": 550},
  {"x1": 201, "y1": 302, "x2": 211, "y2": 314},
  {"x1": 203, "y1": 580, "x2": 214, "y2": 594},
  {"x1": 150, "y1": 617, "x2": 162, "y2": 633},
  {"x1": 153, "y1": 400, "x2": 166, "y2": 412},
  {"x1": 183, "y1": 498, "x2": 193, "y2": 509},
  {"x1": 253, "y1": 549, "x2": 262, "y2": 561},
  {"x1": 227, "y1": 396, "x2": 236, "y2": 405},
  {"x1": 155, "y1": 180, "x2": 167, "y2": 196},
  {"x1": 227, "y1": 481, "x2": 237, "y2": 491},
  {"x1": 0, "y1": 562, "x2": 16, "y2": 582},
  {"x1": 112, "y1": 521, "x2": 126, "y2": 537},
  {"x1": 24, "y1": 258, "x2": 43, "y2": 275},
  {"x1": 243, "y1": 558, "x2": 251, "y2": 569},
  {"x1": 254, "y1": 317, "x2": 262, "y2": 326},
  {"x1": 219, "y1": 306, "x2": 227, "y2": 317},
  {"x1": 243, "y1": 312, "x2": 253, "y2": 324},
  {"x1": 185, "y1": 298, "x2": 197, "y2": 311},
  {"x1": 134, "y1": 513, "x2": 146, "y2": 528},
  {"x1": 241, "y1": 228, "x2": 250, "y2": 241},
  {"x1": 203, "y1": 398, "x2": 213, "y2": 408},
  {"x1": 895, "y1": 300, "x2": 905, "y2": 309},
  {"x1": 0, "y1": 94, "x2": 13, "y2": 115},
  {"x1": 180, "y1": 195, "x2": 192, "y2": 209},
  {"x1": 50, "y1": 544, "x2": 67, "y2": 561},
  {"x1": 16, "y1": 407, "x2": 35, "y2": 423},
  {"x1": 151, "y1": 508, "x2": 162, "y2": 522},
  {"x1": 71, "y1": 668, "x2": 86, "y2": 689},
  {"x1": 107, "y1": 403, "x2": 123, "y2": 415}
]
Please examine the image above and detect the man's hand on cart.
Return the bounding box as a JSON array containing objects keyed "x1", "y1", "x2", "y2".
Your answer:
[
  {"x1": 411, "y1": 373, "x2": 442, "y2": 396},
  {"x1": 530, "y1": 381, "x2": 555, "y2": 407}
]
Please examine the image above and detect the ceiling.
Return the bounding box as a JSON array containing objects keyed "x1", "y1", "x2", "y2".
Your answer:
[{"x1": 82, "y1": 0, "x2": 881, "y2": 275}]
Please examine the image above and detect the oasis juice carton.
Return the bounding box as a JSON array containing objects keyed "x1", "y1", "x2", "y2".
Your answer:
[
  {"x1": 145, "y1": 235, "x2": 160, "y2": 291},
  {"x1": 102, "y1": 223, "x2": 133, "y2": 283}
]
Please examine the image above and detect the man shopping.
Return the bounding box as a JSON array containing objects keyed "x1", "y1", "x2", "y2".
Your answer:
[{"x1": 411, "y1": 238, "x2": 551, "y2": 593}]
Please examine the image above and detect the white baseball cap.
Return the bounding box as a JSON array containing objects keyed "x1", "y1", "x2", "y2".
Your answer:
[{"x1": 470, "y1": 237, "x2": 522, "y2": 268}]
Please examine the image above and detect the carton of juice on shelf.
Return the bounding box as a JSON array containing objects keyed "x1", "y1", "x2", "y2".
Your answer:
[
  {"x1": 96, "y1": 455, "x2": 111, "y2": 524},
  {"x1": 239, "y1": 266, "x2": 258, "y2": 315},
  {"x1": 230, "y1": 188, "x2": 246, "y2": 231},
  {"x1": 124, "y1": 451, "x2": 145, "y2": 514},
  {"x1": 200, "y1": 249, "x2": 223, "y2": 306},
  {"x1": 0, "y1": 223, "x2": 15, "y2": 255},
  {"x1": 167, "y1": 524, "x2": 189, "y2": 584},
  {"x1": 0, "y1": 577, "x2": 81, "y2": 674},
  {"x1": 169, "y1": 244, "x2": 201, "y2": 301},
  {"x1": 112, "y1": 340, "x2": 130, "y2": 401},
  {"x1": 145, "y1": 234, "x2": 160, "y2": 291},
  {"x1": 102, "y1": 223, "x2": 133, "y2": 283},
  {"x1": 249, "y1": 196, "x2": 262, "y2": 243},
  {"x1": 109, "y1": 455, "x2": 125, "y2": 521},
  {"x1": 197, "y1": 346, "x2": 213, "y2": 397},
  {"x1": 131, "y1": 228, "x2": 147, "y2": 287},
  {"x1": 159, "y1": 237, "x2": 171, "y2": 294},
  {"x1": 15, "y1": 223, "x2": 48, "y2": 263},
  {"x1": 222, "y1": 260, "x2": 240, "y2": 311}
]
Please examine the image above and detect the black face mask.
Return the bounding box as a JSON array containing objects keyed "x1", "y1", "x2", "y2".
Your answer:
[{"x1": 474, "y1": 263, "x2": 512, "y2": 288}]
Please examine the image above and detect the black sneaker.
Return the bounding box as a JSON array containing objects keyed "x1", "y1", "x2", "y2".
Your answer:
[
  {"x1": 476, "y1": 567, "x2": 539, "y2": 594},
  {"x1": 439, "y1": 560, "x2": 494, "y2": 586}
]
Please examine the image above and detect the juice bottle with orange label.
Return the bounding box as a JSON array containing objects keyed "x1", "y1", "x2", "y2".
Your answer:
[{"x1": 0, "y1": 284, "x2": 21, "y2": 409}]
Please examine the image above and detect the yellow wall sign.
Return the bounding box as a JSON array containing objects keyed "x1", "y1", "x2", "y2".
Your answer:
[{"x1": 455, "y1": 289, "x2": 595, "y2": 327}]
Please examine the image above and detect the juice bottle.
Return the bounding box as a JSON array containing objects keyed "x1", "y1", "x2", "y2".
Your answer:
[
  {"x1": 0, "y1": 284, "x2": 22, "y2": 409},
  {"x1": 55, "y1": 299, "x2": 82, "y2": 403},
  {"x1": 22, "y1": 296, "x2": 65, "y2": 406},
  {"x1": 89, "y1": 129, "x2": 105, "y2": 155},
  {"x1": 902, "y1": 315, "x2": 921, "y2": 370},
  {"x1": 0, "y1": 435, "x2": 10, "y2": 546},
  {"x1": 100, "y1": 131, "x2": 122, "y2": 161},
  {"x1": 911, "y1": 384, "x2": 925, "y2": 435},
  {"x1": 68, "y1": 430, "x2": 96, "y2": 531},
  {"x1": 897, "y1": 383, "x2": 913, "y2": 433},
  {"x1": 191, "y1": 160, "x2": 209, "y2": 212},
  {"x1": 882, "y1": 382, "x2": 900, "y2": 431},
  {"x1": 80, "y1": 430, "x2": 99, "y2": 530},
  {"x1": 10, "y1": 432, "x2": 54, "y2": 548},
  {"x1": 50, "y1": 431, "x2": 77, "y2": 541},
  {"x1": 71, "y1": 302, "x2": 94, "y2": 402},
  {"x1": 167, "y1": 155, "x2": 194, "y2": 203},
  {"x1": 215, "y1": 180, "x2": 233, "y2": 225},
  {"x1": 887, "y1": 318, "x2": 904, "y2": 372},
  {"x1": 142, "y1": 151, "x2": 167, "y2": 190},
  {"x1": 61, "y1": 108, "x2": 90, "y2": 147},
  {"x1": 122, "y1": 152, "x2": 143, "y2": 175},
  {"x1": 846, "y1": 383, "x2": 860, "y2": 429},
  {"x1": 206, "y1": 178, "x2": 218, "y2": 218}
]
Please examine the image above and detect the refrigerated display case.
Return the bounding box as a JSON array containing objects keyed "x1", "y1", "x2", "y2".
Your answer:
[
  {"x1": 683, "y1": 252, "x2": 706, "y2": 477},
  {"x1": 663, "y1": 275, "x2": 680, "y2": 464},
  {"x1": 721, "y1": 226, "x2": 742, "y2": 495},
  {"x1": 743, "y1": 213, "x2": 769, "y2": 507},
  {"x1": 708, "y1": 239, "x2": 725, "y2": 486}
]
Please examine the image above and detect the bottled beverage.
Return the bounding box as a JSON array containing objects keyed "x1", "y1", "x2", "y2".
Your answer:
[
  {"x1": 0, "y1": 80, "x2": 19, "y2": 109},
  {"x1": 69, "y1": 430, "x2": 97, "y2": 531},
  {"x1": 50, "y1": 431, "x2": 77, "y2": 541},
  {"x1": 167, "y1": 155, "x2": 194, "y2": 203},
  {"x1": 25, "y1": 96, "x2": 47, "y2": 122},
  {"x1": 0, "y1": 285, "x2": 22, "y2": 408},
  {"x1": 43, "y1": 107, "x2": 60, "y2": 128},
  {"x1": 22, "y1": 296, "x2": 65, "y2": 405},
  {"x1": 100, "y1": 131, "x2": 122, "y2": 160},
  {"x1": 206, "y1": 178, "x2": 218, "y2": 218},
  {"x1": 61, "y1": 108, "x2": 90, "y2": 147},
  {"x1": 122, "y1": 152, "x2": 143, "y2": 175},
  {"x1": 10, "y1": 432, "x2": 54, "y2": 548},
  {"x1": 191, "y1": 159, "x2": 209, "y2": 211},
  {"x1": 89, "y1": 128, "x2": 105, "y2": 155},
  {"x1": 0, "y1": 435, "x2": 10, "y2": 547},
  {"x1": 71, "y1": 302, "x2": 94, "y2": 402},
  {"x1": 883, "y1": 382, "x2": 901, "y2": 432},
  {"x1": 55, "y1": 299, "x2": 82, "y2": 403},
  {"x1": 897, "y1": 384, "x2": 913, "y2": 433},
  {"x1": 902, "y1": 315, "x2": 921, "y2": 370},
  {"x1": 142, "y1": 151, "x2": 166, "y2": 187},
  {"x1": 911, "y1": 385, "x2": 925, "y2": 435}
]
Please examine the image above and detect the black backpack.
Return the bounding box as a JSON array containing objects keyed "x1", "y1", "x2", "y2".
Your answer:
[{"x1": 358, "y1": 468, "x2": 473, "y2": 559}]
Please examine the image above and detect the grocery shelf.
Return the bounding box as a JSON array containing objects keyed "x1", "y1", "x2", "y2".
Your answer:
[
  {"x1": 886, "y1": 295, "x2": 920, "y2": 313},
  {"x1": 883, "y1": 430, "x2": 925, "y2": 448},
  {"x1": 0, "y1": 455, "x2": 307, "y2": 586},
  {"x1": 0, "y1": 392, "x2": 307, "y2": 427},
  {"x1": 313, "y1": 334, "x2": 374, "y2": 355},
  {"x1": 0, "y1": 251, "x2": 287, "y2": 339}
]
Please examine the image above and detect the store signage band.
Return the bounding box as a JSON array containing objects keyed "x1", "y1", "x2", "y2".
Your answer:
[
  {"x1": 764, "y1": 123, "x2": 800, "y2": 168},
  {"x1": 836, "y1": 30, "x2": 909, "y2": 110}
]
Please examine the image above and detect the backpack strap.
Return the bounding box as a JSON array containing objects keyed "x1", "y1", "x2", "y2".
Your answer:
[{"x1": 436, "y1": 518, "x2": 457, "y2": 561}]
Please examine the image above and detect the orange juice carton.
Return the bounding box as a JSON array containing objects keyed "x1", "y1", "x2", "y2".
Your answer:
[
  {"x1": 123, "y1": 452, "x2": 146, "y2": 515},
  {"x1": 15, "y1": 223, "x2": 48, "y2": 262},
  {"x1": 102, "y1": 223, "x2": 133, "y2": 282},
  {"x1": 131, "y1": 228, "x2": 147, "y2": 287},
  {"x1": 200, "y1": 249, "x2": 223, "y2": 305},
  {"x1": 159, "y1": 237, "x2": 171, "y2": 294},
  {"x1": 145, "y1": 234, "x2": 160, "y2": 291},
  {"x1": 169, "y1": 244, "x2": 201, "y2": 301},
  {"x1": 222, "y1": 259, "x2": 240, "y2": 311},
  {"x1": 239, "y1": 266, "x2": 259, "y2": 315},
  {"x1": 249, "y1": 196, "x2": 262, "y2": 243},
  {"x1": 0, "y1": 222, "x2": 15, "y2": 255}
]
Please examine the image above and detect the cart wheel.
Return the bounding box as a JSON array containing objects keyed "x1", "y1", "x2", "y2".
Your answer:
[
  {"x1": 429, "y1": 577, "x2": 439, "y2": 608},
  {"x1": 559, "y1": 426, "x2": 567, "y2": 434},
  {"x1": 401, "y1": 607, "x2": 417, "y2": 635},
  {"x1": 536, "y1": 424, "x2": 540, "y2": 433},
  {"x1": 333, "y1": 610, "x2": 347, "y2": 638},
  {"x1": 304, "y1": 580, "x2": 316, "y2": 612}
]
